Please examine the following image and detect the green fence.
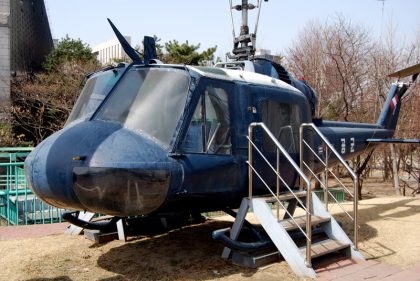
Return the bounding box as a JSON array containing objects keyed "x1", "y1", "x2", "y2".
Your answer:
[{"x1": 0, "y1": 148, "x2": 66, "y2": 226}]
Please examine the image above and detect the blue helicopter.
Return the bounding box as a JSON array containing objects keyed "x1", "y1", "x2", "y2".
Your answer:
[{"x1": 24, "y1": 4, "x2": 419, "y2": 232}]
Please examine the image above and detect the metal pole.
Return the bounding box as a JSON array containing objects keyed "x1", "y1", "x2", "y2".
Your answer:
[
  {"x1": 354, "y1": 177, "x2": 359, "y2": 250},
  {"x1": 6, "y1": 189, "x2": 10, "y2": 225},
  {"x1": 254, "y1": 0, "x2": 263, "y2": 34},
  {"x1": 299, "y1": 125, "x2": 304, "y2": 188},
  {"x1": 305, "y1": 180, "x2": 312, "y2": 268},
  {"x1": 324, "y1": 146, "x2": 329, "y2": 210},
  {"x1": 24, "y1": 186, "x2": 28, "y2": 225},
  {"x1": 276, "y1": 148, "x2": 280, "y2": 220},
  {"x1": 390, "y1": 144, "x2": 401, "y2": 195},
  {"x1": 228, "y1": 0, "x2": 236, "y2": 39},
  {"x1": 14, "y1": 166, "x2": 18, "y2": 225},
  {"x1": 248, "y1": 124, "x2": 254, "y2": 199},
  {"x1": 300, "y1": 124, "x2": 312, "y2": 267},
  {"x1": 241, "y1": 0, "x2": 249, "y2": 35}
]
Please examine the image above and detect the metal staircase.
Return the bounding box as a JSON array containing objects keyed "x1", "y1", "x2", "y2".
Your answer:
[{"x1": 219, "y1": 122, "x2": 364, "y2": 278}]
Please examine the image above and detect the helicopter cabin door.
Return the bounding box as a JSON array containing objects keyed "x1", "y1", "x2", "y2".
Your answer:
[
  {"x1": 177, "y1": 78, "x2": 241, "y2": 208},
  {"x1": 255, "y1": 97, "x2": 302, "y2": 193}
]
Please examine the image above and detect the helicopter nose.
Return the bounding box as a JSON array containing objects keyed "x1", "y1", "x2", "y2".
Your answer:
[
  {"x1": 24, "y1": 124, "x2": 93, "y2": 210},
  {"x1": 25, "y1": 121, "x2": 178, "y2": 216}
]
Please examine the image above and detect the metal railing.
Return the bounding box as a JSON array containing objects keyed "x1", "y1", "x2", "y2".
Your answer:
[
  {"x1": 0, "y1": 148, "x2": 66, "y2": 226},
  {"x1": 299, "y1": 123, "x2": 359, "y2": 249},
  {"x1": 248, "y1": 122, "x2": 313, "y2": 267},
  {"x1": 0, "y1": 147, "x2": 33, "y2": 189}
]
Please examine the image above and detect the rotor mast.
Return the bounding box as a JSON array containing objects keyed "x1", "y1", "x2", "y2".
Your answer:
[{"x1": 228, "y1": 0, "x2": 267, "y2": 61}]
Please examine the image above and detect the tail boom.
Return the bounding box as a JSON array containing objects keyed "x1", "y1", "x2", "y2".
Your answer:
[{"x1": 376, "y1": 82, "x2": 408, "y2": 130}]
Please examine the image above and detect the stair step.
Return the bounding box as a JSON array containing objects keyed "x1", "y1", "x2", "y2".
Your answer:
[
  {"x1": 300, "y1": 239, "x2": 350, "y2": 259},
  {"x1": 232, "y1": 250, "x2": 280, "y2": 268},
  {"x1": 263, "y1": 191, "x2": 307, "y2": 203},
  {"x1": 280, "y1": 215, "x2": 330, "y2": 232}
]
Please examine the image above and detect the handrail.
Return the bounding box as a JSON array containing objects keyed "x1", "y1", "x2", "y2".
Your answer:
[
  {"x1": 0, "y1": 147, "x2": 33, "y2": 152},
  {"x1": 250, "y1": 123, "x2": 311, "y2": 186},
  {"x1": 299, "y1": 123, "x2": 359, "y2": 250},
  {"x1": 248, "y1": 122, "x2": 312, "y2": 267},
  {"x1": 247, "y1": 137, "x2": 308, "y2": 213},
  {"x1": 0, "y1": 162, "x2": 26, "y2": 167},
  {"x1": 247, "y1": 163, "x2": 309, "y2": 239},
  {"x1": 302, "y1": 162, "x2": 354, "y2": 221},
  {"x1": 300, "y1": 123, "x2": 357, "y2": 181}
]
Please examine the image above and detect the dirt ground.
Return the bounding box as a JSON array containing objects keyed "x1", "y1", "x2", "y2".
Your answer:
[{"x1": 0, "y1": 178, "x2": 420, "y2": 281}]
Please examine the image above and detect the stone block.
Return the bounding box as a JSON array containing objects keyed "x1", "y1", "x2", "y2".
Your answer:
[
  {"x1": 0, "y1": 48, "x2": 8, "y2": 56},
  {"x1": 0, "y1": 1, "x2": 10, "y2": 14},
  {"x1": 0, "y1": 14, "x2": 8, "y2": 26}
]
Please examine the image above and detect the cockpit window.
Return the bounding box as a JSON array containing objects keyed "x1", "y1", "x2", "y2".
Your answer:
[
  {"x1": 180, "y1": 81, "x2": 231, "y2": 154},
  {"x1": 253, "y1": 59, "x2": 280, "y2": 79},
  {"x1": 66, "y1": 69, "x2": 122, "y2": 125},
  {"x1": 96, "y1": 67, "x2": 190, "y2": 147}
]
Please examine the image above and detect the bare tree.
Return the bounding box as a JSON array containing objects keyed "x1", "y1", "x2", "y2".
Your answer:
[
  {"x1": 286, "y1": 16, "x2": 420, "y2": 196},
  {"x1": 287, "y1": 20, "x2": 328, "y2": 117},
  {"x1": 10, "y1": 60, "x2": 99, "y2": 145},
  {"x1": 287, "y1": 16, "x2": 373, "y2": 122}
]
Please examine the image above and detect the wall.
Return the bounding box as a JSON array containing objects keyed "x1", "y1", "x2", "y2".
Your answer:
[
  {"x1": 0, "y1": 0, "x2": 53, "y2": 121},
  {"x1": 92, "y1": 37, "x2": 131, "y2": 65},
  {"x1": 9, "y1": 0, "x2": 53, "y2": 73},
  {"x1": 0, "y1": 0, "x2": 10, "y2": 118}
]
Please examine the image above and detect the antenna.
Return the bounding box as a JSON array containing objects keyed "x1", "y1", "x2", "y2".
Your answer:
[
  {"x1": 227, "y1": 0, "x2": 268, "y2": 61},
  {"x1": 377, "y1": 0, "x2": 386, "y2": 16},
  {"x1": 376, "y1": 0, "x2": 386, "y2": 43}
]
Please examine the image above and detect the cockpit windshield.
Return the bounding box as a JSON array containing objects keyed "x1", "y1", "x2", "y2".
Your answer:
[
  {"x1": 66, "y1": 69, "x2": 123, "y2": 125},
  {"x1": 96, "y1": 67, "x2": 190, "y2": 147}
]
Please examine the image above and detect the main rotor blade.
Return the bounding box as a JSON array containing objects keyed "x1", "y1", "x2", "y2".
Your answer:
[
  {"x1": 107, "y1": 18, "x2": 142, "y2": 63},
  {"x1": 367, "y1": 138, "x2": 420, "y2": 144},
  {"x1": 388, "y1": 63, "x2": 420, "y2": 79}
]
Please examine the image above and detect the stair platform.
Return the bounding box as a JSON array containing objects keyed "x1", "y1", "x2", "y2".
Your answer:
[
  {"x1": 232, "y1": 250, "x2": 280, "y2": 268},
  {"x1": 264, "y1": 191, "x2": 307, "y2": 203},
  {"x1": 280, "y1": 215, "x2": 329, "y2": 231},
  {"x1": 300, "y1": 239, "x2": 350, "y2": 259}
]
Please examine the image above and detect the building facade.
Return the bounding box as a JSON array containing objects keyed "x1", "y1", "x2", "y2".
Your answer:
[
  {"x1": 0, "y1": 0, "x2": 10, "y2": 111},
  {"x1": 0, "y1": 0, "x2": 53, "y2": 119},
  {"x1": 92, "y1": 36, "x2": 131, "y2": 66}
]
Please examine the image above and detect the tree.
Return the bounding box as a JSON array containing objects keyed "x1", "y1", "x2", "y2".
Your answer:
[
  {"x1": 42, "y1": 36, "x2": 97, "y2": 72},
  {"x1": 11, "y1": 37, "x2": 100, "y2": 145},
  {"x1": 286, "y1": 16, "x2": 420, "y2": 196},
  {"x1": 162, "y1": 40, "x2": 216, "y2": 65},
  {"x1": 110, "y1": 37, "x2": 217, "y2": 66},
  {"x1": 287, "y1": 17, "x2": 373, "y2": 122}
]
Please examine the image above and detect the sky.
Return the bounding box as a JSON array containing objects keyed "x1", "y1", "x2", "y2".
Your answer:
[{"x1": 44, "y1": 0, "x2": 420, "y2": 59}]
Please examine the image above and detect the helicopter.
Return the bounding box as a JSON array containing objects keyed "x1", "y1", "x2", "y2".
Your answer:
[{"x1": 24, "y1": 0, "x2": 419, "y2": 231}]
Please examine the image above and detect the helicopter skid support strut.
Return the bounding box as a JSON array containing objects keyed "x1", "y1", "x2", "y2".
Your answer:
[{"x1": 63, "y1": 211, "x2": 127, "y2": 241}]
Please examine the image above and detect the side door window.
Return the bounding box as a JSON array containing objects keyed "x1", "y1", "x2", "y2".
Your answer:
[
  {"x1": 181, "y1": 83, "x2": 231, "y2": 154},
  {"x1": 261, "y1": 101, "x2": 301, "y2": 154}
]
